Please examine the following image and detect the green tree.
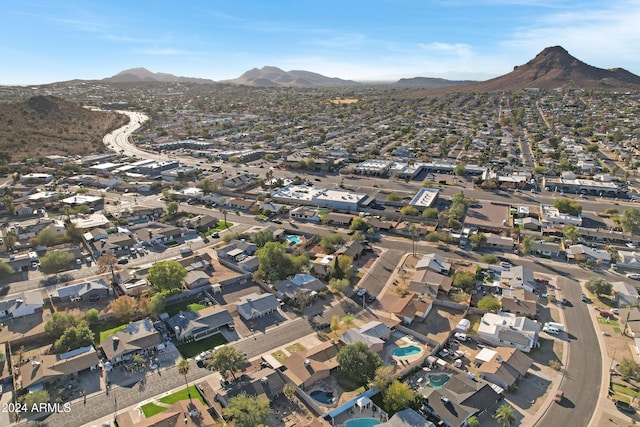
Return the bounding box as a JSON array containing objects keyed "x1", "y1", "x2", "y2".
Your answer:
[
  {"x1": 34, "y1": 228, "x2": 68, "y2": 247},
  {"x1": 520, "y1": 236, "x2": 534, "y2": 255},
  {"x1": 147, "y1": 260, "x2": 188, "y2": 292},
  {"x1": 478, "y1": 296, "x2": 501, "y2": 312},
  {"x1": 146, "y1": 293, "x2": 166, "y2": 315},
  {"x1": 328, "y1": 277, "x2": 351, "y2": 293},
  {"x1": 330, "y1": 315, "x2": 341, "y2": 332},
  {"x1": 562, "y1": 224, "x2": 581, "y2": 243},
  {"x1": 332, "y1": 255, "x2": 354, "y2": 281},
  {"x1": 177, "y1": 359, "x2": 193, "y2": 404},
  {"x1": 372, "y1": 365, "x2": 397, "y2": 390},
  {"x1": 493, "y1": 404, "x2": 516, "y2": 427},
  {"x1": 20, "y1": 389, "x2": 50, "y2": 409},
  {"x1": 320, "y1": 233, "x2": 345, "y2": 253},
  {"x1": 205, "y1": 345, "x2": 248, "y2": 380},
  {"x1": 454, "y1": 163, "x2": 467, "y2": 176},
  {"x1": 553, "y1": 198, "x2": 582, "y2": 216},
  {"x1": 110, "y1": 295, "x2": 138, "y2": 321},
  {"x1": 0, "y1": 260, "x2": 13, "y2": 278},
  {"x1": 385, "y1": 192, "x2": 402, "y2": 202},
  {"x1": 39, "y1": 251, "x2": 75, "y2": 273},
  {"x1": 256, "y1": 241, "x2": 294, "y2": 281},
  {"x1": 469, "y1": 233, "x2": 487, "y2": 249},
  {"x1": 336, "y1": 342, "x2": 383, "y2": 385},
  {"x1": 45, "y1": 312, "x2": 78, "y2": 338},
  {"x1": 199, "y1": 178, "x2": 212, "y2": 194},
  {"x1": 422, "y1": 208, "x2": 439, "y2": 219},
  {"x1": 350, "y1": 217, "x2": 369, "y2": 231},
  {"x1": 53, "y1": 320, "x2": 95, "y2": 353},
  {"x1": 482, "y1": 254, "x2": 499, "y2": 264},
  {"x1": 84, "y1": 308, "x2": 100, "y2": 325},
  {"x1": 253, "y1": 230, "x2": 275, "y2": 248},
  {"x1": 621, "y1": 208, "x2": 640, "y2": 233},
  {"x1": 453, "y1": 271, "x2": 476, "y2": 293},
  {"x1": 585, "y1": 277, "x2": 612, "y2": 296},
  {"x1": 617, "y1": 357, "x2": 640, "y2": 381},
  {"x1": 166, "y1": 200, "x2": 179, "y2": 216},
  {"x1": 222, "y1": 392, "x2": 272, "y2": 427},
  {"x1": 383, "y1": 380, "x2": 423, "y2": 414},
  {"x1": 400, "y1": 205, "x2": 419, "y2": 216},
  {"x1": 467, "y1": 416, "x2": 480, "y2": 427},
  {"x1": 65, "y1": 223, "x2": 84, "y2": 243}
]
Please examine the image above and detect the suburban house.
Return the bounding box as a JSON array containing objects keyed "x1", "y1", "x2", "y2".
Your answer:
[
  {"x1": 17, "y1": 345, "x2": 100, "y2": 393},
  {"x1": 117, "y1": 205, "x2": 164, "y2": 223},
  {"x1": 183, "y1": 270, "x2": 211, "y2": 289},
  {"x1": 475, "y1": 347, "x2": 533, "y2": 390},
  {"x1": 620, "y1": 307, "x2": 640, "y2": 338},
  {"x1": 166, "y1": 306, "x2": 233, "y2": 342},
  {"x1": 215, "y1": 367, "x2": 285, "y2": 408},
  {"x1": 274, "y1": 274, "x2": 326, "y2": 301},
  {"x1": 84, "y1": 228, "x2": 109, "y2": 242},
  {"x1": 617, "y1": 250, "x2": 640, "y2": 270},
  {"x1": 416, "y1": 253, "x2": 451, "y2": 275},
  {"x1": 131, "y1": 222, "x2": 184, "y2": 246},
  {"x1": 423, "y1": 373, "x2": 501, "y2": 427},
  {"x1": 282, "y1": 341, "x2": 341, "y2": 389},
  {"x1": 500, "y1": 266, "x2": 537, "y2": 293},
  {"x1": 290, "y1": 206, "x2": 321, "y2": 222},
  {"x1": 94, "y1": 233, "x2": 138, "y2": 256},
  {"x1": 612, "y1": 281, "x2": 640, "y2": 308},
  {"x1": 389, "y1": 294, "x2": 433, "y2": 325},
  {"x1": 0, "y1": 290, "x2": 44, "y2": 319},
  {"x1": 339, "y1": 321, "x2": 391, "y2": 353},
  {"x1": 529, "y1": 241, "x2": 562, "y2": 258},
  {"x1": 183, "y1": 214, "x2": 218, "y2": 232},
  {"x1": 235, "y1": 293, "x2": 280, "y2": 320},
  {"x1": 237, "y1": 255, "x2": 260, "y2": 273},
  {"x1": 378, "y1": 409, "x2": 435, "y2": 427},
  {"x1": 477, "y1": 312, "x2": 540, "y2": 352},
  {"x1": 566, "y1": 244, "x2": 611, "y2": 265},
  {"x1": 484, "y1": 233, "x2": 514, "y2": 251},
  {"x1": 49, "y1": 279, "x2": 111, "y2": 303},
  {"x1": 321, "y1": 212, "x2": 354, "y2": 226},
  {"x1": 409, "y1": 269, "x2": 453, "y2": 298},
  {"x1": 227, "y1": 198, "x2": 255, "y2": 210},
  {"x1": 101, "y1": 318, "x2": 164, "y2": 363},
  {"x1": 500, "y1": 289, "x2": 538, "y2": 318},
  {"x1": 216, "y1": 240, "x2": 257, "y2": 261},
  {"x1": 335, "y1": 240, "x2": 365, "y2": 260}
]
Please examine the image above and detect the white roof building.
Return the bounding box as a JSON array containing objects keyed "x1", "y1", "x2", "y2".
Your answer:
[{"x1": 477, "y1": 312, "x2": 540, "y2": 353}]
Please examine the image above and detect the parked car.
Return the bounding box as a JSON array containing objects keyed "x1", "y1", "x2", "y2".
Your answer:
[
  {"x1": 117, "y1": 258, "x2": 129, "y2": 265},
  {"x1": 626, "y1": 273, "x2": 640, "y2": 280},
  {"x1": 500, "y1": 261, "x2": 513, "y2": 268},
  {"x1": 356, "y1": 288, "x2": 367, "y2": 297},
  {"x1": 615, "y1": 400, "x2": 636, "y2": 414}
]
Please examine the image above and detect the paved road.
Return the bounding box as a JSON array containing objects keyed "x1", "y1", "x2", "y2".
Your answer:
[{"x1": 534, "y1": 275, "x2": 602, "y2": 427}]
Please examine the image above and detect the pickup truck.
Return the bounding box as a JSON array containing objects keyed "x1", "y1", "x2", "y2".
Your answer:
[{"x1": 554, "y1": 390, "x2": 564, "y2": 404}]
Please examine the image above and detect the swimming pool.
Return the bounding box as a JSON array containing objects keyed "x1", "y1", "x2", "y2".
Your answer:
[
  {"x1": 344, "y1": 418, "x2": 381, "y2": 427},
  {"x1": 287, "y1": 235, "x2": 301, "y2": 244},
  {"x1": 427, "y1": 374, "x2": 451, "y2": 389},
  {"x1": 310, "y1": 389, "x2": 335, "y2": 405},
  {"x1": 391, "y1": 345, "x2": 421, "y2": 357}
]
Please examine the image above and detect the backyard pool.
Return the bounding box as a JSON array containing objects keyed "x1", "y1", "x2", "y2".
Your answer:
[
  {"x1": 344, "y1": 418, "x2": 381, "y2": 427},
  {"x1": 310, "y1": 390, "x2": 335, "y2": 405},
  {"x1": 286, "y1": 235, "x2": 302, "y2": 244},
  {"x1": 427, "y1": 374, "x2": 451, "y2": 389},
  {"x1": 391, "y1": 345, "x2": 421, "y2": 357}
]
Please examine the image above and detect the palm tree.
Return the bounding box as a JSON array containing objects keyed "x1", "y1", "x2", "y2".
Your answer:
[
  {"x1": 493, "y1": 404, "x2": 516, "y2": 427},
  {"x1": 220, "y1": 208, "x2": 228, "y2": 228},
  {"x1": 177, "y1": 359, "x2": 192, "y2": 404}
]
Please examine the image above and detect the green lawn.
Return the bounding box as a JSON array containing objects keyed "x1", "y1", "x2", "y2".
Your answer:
[
  {"x1": 285, "y1": 342, "x2": 306, "y2": 354},
  {"x1": 158, "y1": 385, "x2": 205, "y2": 405},
  {"x1": 205, "y1": 222, "x2": 233, "y2": 235},
  {"x1": 95, "y1": 322, "x2": 128, "y2": 344},
  {"x1": 597, "y1": 317, "x2": 618, "y2": 326},
  {"x1": 176, "y1": 333, "x2": 228, "y2": 358},
  {"x1": 165, "y1": 298, "x2": 209, "y2": 317},
  {"x1": 140, "y1": 402, "x2": 167, "y2": 418},
  {"x1": 272, "y1": 349, "x2": 288, "y2": 364},
  {"x1": 612, "y1": 382, "x2": 640, "y2": 398}
]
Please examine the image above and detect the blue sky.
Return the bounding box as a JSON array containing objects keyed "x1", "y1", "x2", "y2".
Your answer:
[{"x1": 2, "y1": 0, "x2": 640, "y2": 85}]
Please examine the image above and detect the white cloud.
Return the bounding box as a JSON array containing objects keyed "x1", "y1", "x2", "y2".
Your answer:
[{"x1": 417, "y1": 42, "x2": 472, "y2": 58}]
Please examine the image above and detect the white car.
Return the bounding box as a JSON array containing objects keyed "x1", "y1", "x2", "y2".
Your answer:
[
  {"x1": 500, "y1": 261, "x2": 513, "y2": 268},
  {"x1": 626, "y1": 243, "x2": 638, "y2": 249},
  {"x1": 626, "y1": 273, "x2": 640, "y2": 280}
]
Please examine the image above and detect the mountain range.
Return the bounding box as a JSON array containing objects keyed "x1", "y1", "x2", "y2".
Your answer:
[{"x1": 100, "y1": 46, "x2": 640, "y2": 91}]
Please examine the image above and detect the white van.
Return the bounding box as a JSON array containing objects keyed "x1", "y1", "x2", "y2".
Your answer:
[{"x1": 543, "y1": 326, "x2": 559, "y2": 335}]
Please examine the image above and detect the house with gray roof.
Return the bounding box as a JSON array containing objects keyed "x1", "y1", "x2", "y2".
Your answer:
[
  {"x1": 49, "y1": 278, "x2": 111, "y2": 302},
  {"x1": 477, "y1": 312, "x2": 540, "y2": 352},
  {"x1": 183, "y1": 270, "x2": 211, "y2": 289},
  {"x1": 501, "y1": 265, "x2": 537, "y2": 293},
  {"x1": 567, "y1": 244, "x2": 611, "y2": 265},
  {"x1": 101, "y1": 318, "x2": 163, "y2": 362},
  {"x1": 423, "y1": 373, "x2": 501, "y2": 427},
  {"x1": 0, "y1": 290, "x2": 44, "y2": 319},
  {"x1": 274, "y1": 273, "x2": 326, "y2": 301},
  {"x1": 612, "y1": 281, "x2": 640, "y2": 308},
  {"x1": 215, "y1": 367, "x2": 285, "y2": 410},
  {"x1": 236, "y1": 293, "x2": 279, "y2": 320},
  {"x1": 416, "y1": 253, "x2": 450, "y2": 275},
  {"x1": 379, "y1": 408, "x2": 435, "y2": 427},
  {"x1": 530, "y1": 241, "x2": 561, "y2": 258},
  {"x1": 339, "y1": 321, "x2": 391, "y2": 353},
  {"x1": 167, "y1": 306, "x2": 233, "y2": 342}
]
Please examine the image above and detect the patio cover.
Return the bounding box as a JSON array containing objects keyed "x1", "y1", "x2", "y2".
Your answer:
[{"x1": 356, "y1": 396, "x2": 372, "y2": 409}]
